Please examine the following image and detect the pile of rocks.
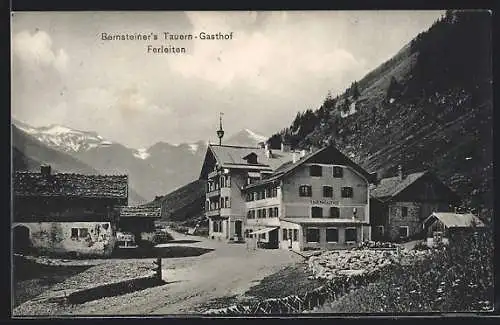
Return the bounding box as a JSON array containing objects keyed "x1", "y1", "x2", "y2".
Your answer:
[{"x1": 308, "y1": 247, "x2": 430, "y2": 280}]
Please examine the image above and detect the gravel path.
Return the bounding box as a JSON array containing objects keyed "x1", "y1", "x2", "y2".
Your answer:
[{"x1": 14, "y1": 231, "x2": 302, "y2": 316}]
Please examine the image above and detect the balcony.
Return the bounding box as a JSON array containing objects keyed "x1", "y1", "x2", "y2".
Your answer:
[
  {"x1": 205, "y1": 208, "x2": 231, "y2": 218},
  {"x1": 206, "y1": 188, "x2": 220, "y2": 198},
  {"x1": 208, "y1": 170, "x2": 219, "y2": 179},
  {"x1": 206, "y1": 209, "x2": 221, "y2": 217}
]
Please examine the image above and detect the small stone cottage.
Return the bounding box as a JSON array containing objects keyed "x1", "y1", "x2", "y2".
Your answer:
[
  {"x1": 13, "y1": 165, "x2": 128, "y2": 257},
  {"x1": 370, "y1": 166, "x2": 461, "y2": 242}
]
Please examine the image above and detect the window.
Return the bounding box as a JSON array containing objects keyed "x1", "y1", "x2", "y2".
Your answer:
[
  {"x1": 71, "y1": 228, "x2": 79, "y2": 239},
  {"x1": 283, "y1": 228, "x2": 288, "y2": 240},
  {"x1": 399, "y1": 226, "x2": 409, "y2": 238},
  {"x1": 257, "y1": 209, "x2": 262, "y2": 219},
  {"x1": 288, "y1": 229, "x2": 293, "y2": 240},
  {"x1": 299, "y1": 185, "x2": 312, "y2": 197},
  {"x1": 333, "y1": 166, "x2": 343, "y2": 178},
  {"x1": 377, "y1": 225, "x2": 385, "y2": 236},
  {"x1": 330, "y1": 207, "x2": 340, "y2": 218},
  {"x1": 311, "y1": 206, "x2": 323, "y2": 218},
  {"x1": 226, "y1": 175, "x2": 231, "y2": 187},
  {"x1": 310, "y1": 165, "x2": 322, "y2": 177},
  {"x1": 265, "y1": 188, "x2": 270, "y2": 198},
  {"x1": 251, "y1": 210, "x2": 255, "y2": 219},
  {"x1": 402, "y1": 207, "x2": 408, "y2": 218},
  {"x1": 293, "y1": 229, "x2": 298, "y2": 241},
  {"x1": 341, "y1": 187, "x2": 353, "y2": 198},
  {"x1": 268, "y1": 207, "x2": 273, "y2": 218},
  {"x1": 326, "y1": 228, "x2": 339, "y2": 243},
  {"x1": 79, "y1": 228, "x2": 89, "y2": 238},
  {"x1": 225, "y1": 197, "x2": 230, "y2": 208},
  {"x1": 247, "y1": 211, "x2": 252, "y2": 219},
  {"x1": 259, "y1": 233, "x2": 266, "y2": 240},
  {"x1": 272, "y1": 187, "x2": 278, "y2": 197},
  {"x1": 274, "y1": 207, "x2": 279, "y2": 218},
  {"x1": 345, "y1": 228, "x2": 357, "y2": 242},
  {"x1": 213, "y1": 220, "x2": 221, "y2": 232},
  {"x1": 262, "y1": 209, "x2": 267, "y2": 218},
  {"x1": 306, "y1": 228, "x2": 320, "y2": 243},
  {"x1": 323, "y1": 186, "x2": 333, "y2": 198}
]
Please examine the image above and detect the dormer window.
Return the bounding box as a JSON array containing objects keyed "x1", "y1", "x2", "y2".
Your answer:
[
  {"x1": 333, "y1": 166, "x2": 343, "y2": 178},
  {"x1": 243, "y1": 152, "x2": 258, "y2": 164},
  {"x1": 309, "y1": 165, "x2": 322, "y2": 177}
]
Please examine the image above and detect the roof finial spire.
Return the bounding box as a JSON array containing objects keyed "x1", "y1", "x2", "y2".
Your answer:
[{"x1": 217, "y1": 112, "x2": 224, "y2": 145}]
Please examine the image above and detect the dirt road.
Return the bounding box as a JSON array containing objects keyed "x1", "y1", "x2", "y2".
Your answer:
[{"x1": 61, "y1": 233, "x2": 302, "y2": 315}]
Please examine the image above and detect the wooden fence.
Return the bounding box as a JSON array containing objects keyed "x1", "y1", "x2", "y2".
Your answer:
[{"x1": 204, "y1": 267, "x2": 386, "y2": 315}]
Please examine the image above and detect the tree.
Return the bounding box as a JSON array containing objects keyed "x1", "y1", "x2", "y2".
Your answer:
[
  {"x1": 341, "y1": 97, "x2": 350, "y2": 113},
  {"x1": 386, "y1": 76, "x2": 401, "y2": 100},
  {"x1": 351, "y1": 81, "x2": 360, "y2": 99}
]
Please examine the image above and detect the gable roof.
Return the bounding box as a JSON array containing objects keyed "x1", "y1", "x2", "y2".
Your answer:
[
  {"x1": 208, "y1": 144, "x2": 295, "y2": 171},
  {"x1": 14, "y1": 170, "x2": 128, "y2": 199},
  {"x1": 118, "y1": 206, "x2": 161, "y2": 218},
  {"x1": 370, "y1": 171, "x2": 427, "y2": 200},
  {"x1": 424, "y1": 212, "x2": 486, "y2": 228},
  {"x1": 244, "y1": 145, "x2": 375, "y2": 190}
]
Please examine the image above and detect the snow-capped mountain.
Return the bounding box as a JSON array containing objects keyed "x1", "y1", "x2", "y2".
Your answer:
[
  {"x1": 225, "y1": 129, "x2": 268, "y2": 147},
  {"x1": 11, "y1": 121, "x2": 268, "y2": 201},
  {"x1": 12, "y1": 119, "x2": 112, "y2": 153},
  {"x1": 133, "y1": 148, "x2": 151, "y2": 160}
]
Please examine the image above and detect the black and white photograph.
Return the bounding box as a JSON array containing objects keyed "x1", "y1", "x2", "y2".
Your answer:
[{"x1": 11, "y1": 10, "x2": 493, "y2": 316}]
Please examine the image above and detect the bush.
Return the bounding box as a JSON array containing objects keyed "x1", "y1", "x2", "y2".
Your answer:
[
  {"x1": 413, "y1": 241, "x2": 430, "y2": 251},
  {"x1": 322, "y1": 227, "x2": 494, "y2": 312}
]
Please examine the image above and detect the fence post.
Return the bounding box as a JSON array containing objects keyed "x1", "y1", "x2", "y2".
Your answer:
[{"x1": 154, "y1": 257, "x2": 162, "y2": 281}]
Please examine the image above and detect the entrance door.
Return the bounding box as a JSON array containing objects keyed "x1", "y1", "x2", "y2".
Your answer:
[
  {"x1": 269, "y1": 229, "x2": 279, "y2": 249},
  {"x1": 13, "y1": 225, "x2": 31, "y2": 254},
  {"x1": 235, "y1": 221, "x2": 242, "y2": 239}
]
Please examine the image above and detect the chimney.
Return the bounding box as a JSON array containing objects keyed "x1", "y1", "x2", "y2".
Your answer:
[
  {"x1": 292, "y1": 151, "x2": 298, "y2": 163},
  {"x1": 40, "y1": 165, "x2": 51, "y2": 178},
  {"x1": 397, "y1": 165, "x2": 404, "y2": 180}
]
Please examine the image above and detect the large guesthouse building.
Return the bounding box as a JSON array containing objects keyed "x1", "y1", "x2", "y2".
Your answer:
[{"x1": 199, "y1": 124, "x2": 377, "y2": 251}]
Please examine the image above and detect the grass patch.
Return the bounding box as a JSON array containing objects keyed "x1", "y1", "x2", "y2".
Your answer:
[
  {"x1": 13, "y1": 256, "x2": 91, "y2": 307},
  {"x1": 315, "y1": 230, "x2": 493, "y2": 313},
  {"x1": 245, "y1": 263, "x2": 326, "y2": 300}
]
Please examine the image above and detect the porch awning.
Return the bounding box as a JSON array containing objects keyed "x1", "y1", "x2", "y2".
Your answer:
[{"x1": 248, "y1": 227, "x2": 278, "y2": 235}]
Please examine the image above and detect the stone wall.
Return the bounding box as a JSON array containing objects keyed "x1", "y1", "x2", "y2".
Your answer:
[
  {"x1": 386, "y1": 202, "x2": 422, "y2": 241},
  {"x1": 13, "y1": 221, "x2": 116, "y2": 257}
]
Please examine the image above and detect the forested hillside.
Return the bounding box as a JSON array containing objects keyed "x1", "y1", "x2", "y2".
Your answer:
[{"x1": 268, "y1": 10, "x2": 492, "y2": 216}]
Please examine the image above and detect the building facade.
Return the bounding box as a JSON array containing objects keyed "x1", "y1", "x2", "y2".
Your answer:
[
  {"x1": 370, "y1": 167, "x2": 461, "y2": 242},
  {"x1": 199, "y1": 140, "x2": 377, "y2": 251},
  {"x1": 13, "y1": 165, "x2": 128, "y2": 257},
  {"x1": 117, "y1": 206, "x2": 162, "y2": 246}
]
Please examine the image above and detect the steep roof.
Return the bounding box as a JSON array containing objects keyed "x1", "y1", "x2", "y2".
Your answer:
[
  {"x1": 370, "y1": 171, "x2": 427, "y2": 200},
  {"x1": 244, "y1": 145, "x2": 375, "y2": 190},
  {"x1": 118, "y1": 206, "x2": 161, "y2": 218},
  {"x1": 208, "y1": 144, "x2": 295, "y2": 171},
  {"x1": 424, "y1": 212, "x2": 486, "y2": 228},
  {"x1": 14, "y1": 170, "x2": 128, "y2": 199}
]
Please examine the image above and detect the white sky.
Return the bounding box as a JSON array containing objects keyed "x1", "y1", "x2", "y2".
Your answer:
[{"x1": 11, "y1": 11, "x2": 444, "y2": 149}]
